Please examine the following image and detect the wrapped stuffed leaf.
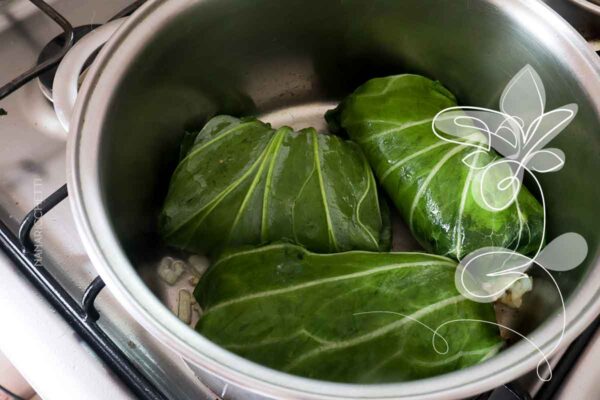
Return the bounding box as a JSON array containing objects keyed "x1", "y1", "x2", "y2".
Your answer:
[
  {"x1": 326, "y1": 75, "x2": 543, "y2": 259},
  {"x1": 160, "y1": 116, "x2": 390, "y2": 255},
  {"x1": 195, "y1": 243, "x2": 502, "y2": 383}
]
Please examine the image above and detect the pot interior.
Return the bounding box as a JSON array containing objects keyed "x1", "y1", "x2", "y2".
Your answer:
[{"x1": 97, "y1": 0, "x2": 599, "y2": 369}]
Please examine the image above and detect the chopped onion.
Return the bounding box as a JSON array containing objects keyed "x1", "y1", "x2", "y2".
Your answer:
[
  {"x1": 177, "y1": 289, "x2": 193, "y2": 324},
  {"x1": 157, "y1": 256, "x2": 185, "y2": 285},
  {"x1": 499, "y1": 276, "x2": 533, "y2": 308},
  {"x1": 188, "y1": 255, "x2": 209, "y2": 277}
]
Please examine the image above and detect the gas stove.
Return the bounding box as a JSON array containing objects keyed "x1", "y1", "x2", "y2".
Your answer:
[
  {"x1": 0, "y1": 1, "x2": 216, "y2": 399},
  {"x1": 0, "y1": 1, "x2": 597, "y2": 400}
]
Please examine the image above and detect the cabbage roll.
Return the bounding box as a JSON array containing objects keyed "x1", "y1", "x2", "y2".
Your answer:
[
  {"x1": 160, "y1": 116, "x2": 390, "y2": 255},
  {"x1": 326, "y1": 75, "x2": 543, "y2": 259}
]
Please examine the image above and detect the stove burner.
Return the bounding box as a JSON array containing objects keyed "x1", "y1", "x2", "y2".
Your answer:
[{"x1": 36, "y1": 25, "x2": 100, "y2": 101}]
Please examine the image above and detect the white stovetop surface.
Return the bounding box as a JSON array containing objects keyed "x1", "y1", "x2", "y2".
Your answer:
[{"x1": 0, "y1": 1, "x2": 214, "y2": 399}]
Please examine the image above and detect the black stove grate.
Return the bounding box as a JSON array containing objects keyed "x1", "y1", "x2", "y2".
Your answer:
[
  {"x1": 0, "y1": 2, "x2": 168, "y2": 399},
  {"x1": 0, "y1": 188, "x2": 170, "y2": 400},
  {"x1": 0, "y1": 0, "x2": 73, "y2": 101}
]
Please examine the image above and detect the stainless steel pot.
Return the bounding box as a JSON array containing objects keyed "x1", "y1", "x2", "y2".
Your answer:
[
  {"x1": 62, "y1": 0, "x2": 600, "y2": 398},
  {"x1": 568, "y1": 0, "x2": 600, "y2": 15}
]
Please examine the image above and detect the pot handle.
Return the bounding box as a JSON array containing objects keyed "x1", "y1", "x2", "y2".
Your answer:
[{"x1": 53, "y1": 18, "x2": 127, "y2": 134}]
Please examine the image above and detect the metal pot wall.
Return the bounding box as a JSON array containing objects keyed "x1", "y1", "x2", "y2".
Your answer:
[
  {"x1": 63, "y1": 0, "x2": 600, "y2": 398},
  {"x1": 568, "y1": 0, "x2": 600, "y2": 15}
]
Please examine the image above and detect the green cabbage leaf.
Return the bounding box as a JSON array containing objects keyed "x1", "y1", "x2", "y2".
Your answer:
[
  {"x1": 160, "y1": 116, "x2": 390, "y2": 255},
  {"x1": 326, "y1": 75, "x2": 543, "y2": 259},
  {"x1": 195, "y1": 243, "x2": 502, "y2": 383}
]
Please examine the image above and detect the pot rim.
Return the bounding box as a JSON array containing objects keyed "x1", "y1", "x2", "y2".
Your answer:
[
  {"x1": 567, "y1": 0, "x2": 600, "y2": 16},
  {"x1": 67, "y1": 0, "x2": 600, "y2": 398}
]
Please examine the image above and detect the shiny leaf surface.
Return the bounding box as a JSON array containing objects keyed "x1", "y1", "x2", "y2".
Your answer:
[
  {"x1": 327, "y1": 75, "x2": 544, "y2": 259},
  {"x1": 160, "y1": 116, "x2": 390, "y2": 255},
  {"x1": 195, "y1": 243, "x2": 502, "y2": 383}
]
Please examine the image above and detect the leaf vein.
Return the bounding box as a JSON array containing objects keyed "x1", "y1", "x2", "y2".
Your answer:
[
  {"x1": 355, "y1": 155, "x2": 380, "y2": 248},
  {"x1": 205, "y1": 261, "x2": 454, "y2": 314},
  {"x1": 409, "y1": 145, "x2": 467, "y2": 232},
  {"x1": 284, "y1": 294, "x2": 467, "y2": 371},
  {"x1": 312, "y1": 131, "x2": 338, "y2": 251},
  {"x1": 165, "y1": 138, "x2": 274, "y2": 240},
  {"x1": 358, "y1": 118, "x2": 435, "y2": 144},
  {"x1": 228, "y1": 132, "x2": 282, "y2": 241},
  {"x1": 380, "y1": 141, "x2": 450, "y2": 182},
  {"x1": 455, "y1": 149, "x2": 482, "y2": 259}
]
